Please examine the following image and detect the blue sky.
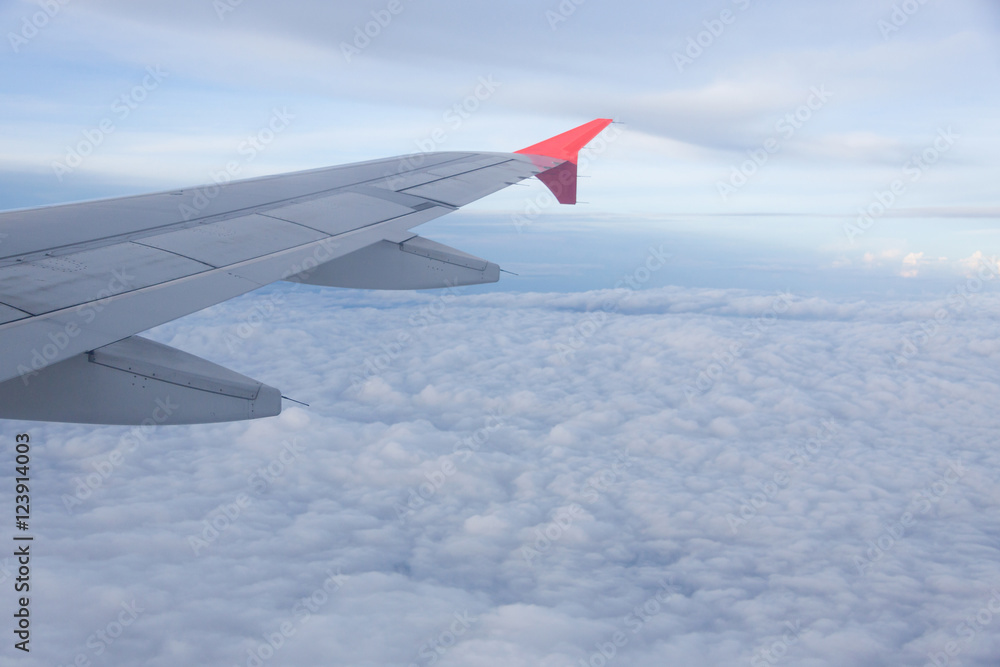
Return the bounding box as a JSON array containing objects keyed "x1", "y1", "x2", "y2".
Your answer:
[
  {"x1": 2, "y1": 0, "x2": 998, "y2": 296},
  {"x1": 3, "y1": 2, "x2": 1000, "y2": 666}
]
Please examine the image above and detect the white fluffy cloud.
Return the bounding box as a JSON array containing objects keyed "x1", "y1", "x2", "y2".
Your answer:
[{"x1": 4, "y1": 283, "x2": 1000, "y2": 666}]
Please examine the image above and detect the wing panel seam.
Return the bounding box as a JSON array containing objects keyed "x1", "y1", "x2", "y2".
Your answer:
[
  {"x1": 129, "y1": 241, "x2": 220, "y2": 270},
  {"x1": 398, "y1": 159, "x2": 517, "y2": 194}
]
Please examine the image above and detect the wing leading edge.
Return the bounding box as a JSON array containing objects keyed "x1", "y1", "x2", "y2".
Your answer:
[{"x1": 0, "y1": 119, "x2": 613, "y2": 424}]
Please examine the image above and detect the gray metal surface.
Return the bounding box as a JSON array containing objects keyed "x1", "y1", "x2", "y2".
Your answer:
[
  {"x1": 137, "y1": 214, "x2": 326, "y2": 268},
  {"x1": 0, "y1": 303, "x2": 28, "y2": 326},
  {"x1": 0, "y1": 242, "x2": 210, "y2": 316},
  {"x1": 0, "y1": 336, "x2": 280, "y2": 424},
  {"x1": 288, "y1": 236, "x2": 499, "y2": 290},
  {"x1": 89, "y1": 336, "x2": 267, "y2": 400},
  {"x1": 262, "y1": 192, "x2": 416, "y2": 236},
  {"x1": 400, "y1": 160, "x2": 540, "y2": 206},
  {"x1": 0, "y1": 152, "x2": 477, "y2": 263},
  {"x1": 0, "y1": 150, "x2": 560, "y2": 414},
  {"x1": 401, "y1": 236, "x2": 489, "y2": 270}
]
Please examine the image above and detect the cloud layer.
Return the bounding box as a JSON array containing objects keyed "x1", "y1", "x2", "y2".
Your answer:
[{"x1": 4, "y1": 283, "x2": 1000, "y2": 666}]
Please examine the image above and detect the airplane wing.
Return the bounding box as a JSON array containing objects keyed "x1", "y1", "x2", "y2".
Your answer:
[{"x1": 0, "y1": 118, "x2": 613, "y2": 425}]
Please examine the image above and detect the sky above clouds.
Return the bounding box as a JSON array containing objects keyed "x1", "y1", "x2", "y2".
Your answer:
[
  {"x1": 2, "y1": 1, "x2": 1000, "y2": 665},
  {"x1": 1, "y1": 0, "x2": 998, "y2": 291}
]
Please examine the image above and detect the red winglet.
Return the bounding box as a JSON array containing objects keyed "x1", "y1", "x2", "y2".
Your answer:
[
  {"x1": 515, "y1": 118, "x2": 613, "y2": 204},
  {"x1": 516, "y1": 118, "x2": 614, "y2": 164}
]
